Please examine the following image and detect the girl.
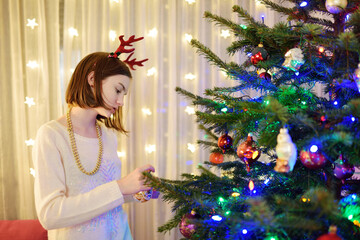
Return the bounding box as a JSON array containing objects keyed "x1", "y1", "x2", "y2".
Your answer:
[{"x1": 33, "y1": 37, "x2": 155, "y2": 240}]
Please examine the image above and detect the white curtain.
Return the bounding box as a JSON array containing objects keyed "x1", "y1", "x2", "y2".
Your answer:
[{"x1": 0, "y1": 0, "x2": 281, "y2": 239}]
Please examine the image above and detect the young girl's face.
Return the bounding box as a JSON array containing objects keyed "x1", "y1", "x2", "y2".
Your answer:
[{"x1": 95, "y1": 74, "x2": 130, "y2": 118}]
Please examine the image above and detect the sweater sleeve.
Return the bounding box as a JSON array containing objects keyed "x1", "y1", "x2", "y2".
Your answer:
[{"x1": 32, "y1": 124, "x2": 125, "y2": 230}]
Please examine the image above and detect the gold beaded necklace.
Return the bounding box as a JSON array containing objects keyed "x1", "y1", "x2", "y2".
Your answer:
[{"x1": 66, "y1": 107, "x2": 103, "y2": 175}]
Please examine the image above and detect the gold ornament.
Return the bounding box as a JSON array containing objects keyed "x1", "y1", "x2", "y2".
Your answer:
[
  {"x1": 133, "y1": 189, "x2": 153, "y2": 203},
  {"x1": 66, "y1": 107, "x2": 103, "y2": 175},
  {"x1": 274, "y1": 128, "x2": 297, "y2": 173},
  {"x1": 325, "y1": 0, "x2": 347, "y2": 14}
]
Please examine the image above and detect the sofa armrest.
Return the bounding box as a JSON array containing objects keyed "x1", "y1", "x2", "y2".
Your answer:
[{"x1": 0, "y1": 219, "x2": 47, "y2": 240}]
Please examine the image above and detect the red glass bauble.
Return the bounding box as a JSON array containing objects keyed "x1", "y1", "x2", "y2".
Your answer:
[
  {"x1": 209, "y1": 152, "x2": 224, "y2": 164},
  {"x1": 259, "y1": 72, "x2": 271, "y2": 81},
  {"x1": 317, "y1": 226, "x2": 342, "y2": 240},
  {"x1": 218, "y1": 134, "x2": 233, "y2": 152},
  {"x1": 237, "y1": 134, "x2": 261, "y2": 170},
  {"x1": 333, "y1": 155, "x2": 355, "y2": 180},
  {"x1": 299, "y1": 148, "x2": 327, "y2": 170},
  {"x1": 179, "y1": 211, "x2": 201, "y2": 239}
]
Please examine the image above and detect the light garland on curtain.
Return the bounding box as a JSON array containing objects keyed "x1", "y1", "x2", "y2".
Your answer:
[{"x1": 25, "y1": 17, "x2": 39, "y2": 178}]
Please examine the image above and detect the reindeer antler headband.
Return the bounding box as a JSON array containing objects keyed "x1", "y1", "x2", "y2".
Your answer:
[{"x1": 108, "y1": 35, "x2": 148, "y2": 70}]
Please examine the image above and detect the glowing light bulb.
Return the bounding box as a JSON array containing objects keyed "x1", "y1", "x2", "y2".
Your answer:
[
  {"x1": 248, "y1": 180, "x2": 254, "y2": 191},
  {"x1": 185, "y1": 106, "x2": 195, "y2": 115},
  {"x1": 147, "y1": 28, "x2": 158, "y2": 38},
  {"x1": 117, "y1": 151, "x2": 126, "y2": 158},
  {"x1": 185, "y1": 0, "x2": 196, "y2": 4},
  {"x1": 142, "y1": 108, "x2": 152, "y2": 116},
  {"x1": 145, "y1": 144, "x2": 156, "y2": 153},
  {"x1": 310, "y1": 145, "x2": 318, "y2": 153},
  {"x1": 26, "y1": 18, "x2": 39, "y2": 29},
  {"x1": 24, "y1": 97, "x2": 35, "y2": 107},
  {"x1": 184, "y1": 33, "x2": 193, "y2": 43},
  {"x1": 68, "y1": 27, "x2": 79, "y2": 37},
  {"x1": 242, "y1": 229, "x2": 248, "y2": 234},
  {"x1": 187, "y1": 143, "x2": 196, "y2": 153},
  {"x1": 211, "y1": 215, "x2": 222, "y2": 221},
  {"x1": 220, "y1": 30, "x2": 230, "y2": 39},
  {"x1": 231, "y1": 192, "x2": 240, "y2": 197},
  {"x1": 26, "y1": 61, "x2": 39, "y2": 69},
  {"x1": 25, "y1": 139, "x2": 35, "y2": 146},
  {"x1": 221, "y1": 107, "x2": 228, "y2": 113},
  {"x1": 147, "y1": 67, "x2": 157, "y2": 76},
  {"x1": 318, "y1": 46, "x2": 325, "y2": 53},
  {"x1": 30, "y1": 168, "x2": 36, "y2": 177},
  {"x1": 299, "y1": 1, "x2": 308, "y2": 7},
  {"x1": 185, "y1": 73, "x2": 196, "y2": 80},
  {"x1": 109, "y1": 30, "x2": 117, "y2": 41}
]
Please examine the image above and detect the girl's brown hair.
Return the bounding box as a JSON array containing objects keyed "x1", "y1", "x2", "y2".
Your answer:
[{"x1": 66, "y1": 52, "x2": 132, "y2": 133}]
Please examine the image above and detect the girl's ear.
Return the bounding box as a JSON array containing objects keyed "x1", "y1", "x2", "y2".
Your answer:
[{"x1": 87, "y1": 71, "x2": 95, "y2": 87}]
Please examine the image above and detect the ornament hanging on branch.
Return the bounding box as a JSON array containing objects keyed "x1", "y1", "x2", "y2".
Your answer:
[
  {"x1": 300, "y1": 145, "x2": 328, "y2": 170},
  {"x1": 325, "y1": 0, "x2": 348, "y2": 14},
  {"x1": 179, "y1": 210, "x2": 201, "y2": 239},
  {"x1": 317, "y1": 225, "x2": 342, "y2": 240},
  {"x1": 333, "y1": 154, "x2": 355, "y2": 180},
  {"x1": 282, "y1": 48, "x2": 305, "y2": 71},
  {"x1": 251, "y1": 43, "x2": 269, "y2": 65},
  {"x1": 133, "y1": 189, "x2": 153, "y2": 203},
  {"x1": 257, "y1": 68, "x2": 272, "y2": 81},
  {"x1": 218, "y1": 133, "x2": 233, "y2": 152},
  {"x1": 237, "y1": 133, "x2": 261, "y2": 171},
  {"x1": 274, "y1": 128, "x2": 297, "y2": 173},
  {"x1": 209, "y1": 152, "x2": 224, "y2": 164},
  {"x1": 354, "y1": 64, "x2": 360, "y2": 92}
]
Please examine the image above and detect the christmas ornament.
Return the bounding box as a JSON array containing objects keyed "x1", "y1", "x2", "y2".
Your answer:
[
  {"x1": 251, "y1": 43, "x2": 269, "y2": 65},
  {"x1": 179, "y1": 210, "x2": 201, "y2": 239},
  {"x1": 354, "y1": 64, "x2": 360, "y2": 92},
  {"x1": 325, "y1": 0, "x2": 347, "y2": 14},
  {"x1": 274, "y1": 128, "x2": 297, "y2": 173},
  {"x1": 333, "y1": 155, "x2": 355, "y2": 180},
  {"x1": 237, "y1": 133, "x2": 261, "y2": 171},
  {"x1": 209, "y1": 152, "x2": 224, "y2": 164},
  {"x1": 300, "y1": 146, "x2": 327, "y2": 170},
  {"x1": 133, "y1": 189, "x2": 153, "y2": 203},
  {"x1": 257, "y1": 68, "x2": 272, "y2": 81},
  {"x1": 317, "y1": 225, "x2": 342, "y2": 240},
  {"x1": 282, "y1": 48, "x2": 305, "y2": 71},
  {"x1": 218, "y1": 133, "x2": 233, "y2": 152}
]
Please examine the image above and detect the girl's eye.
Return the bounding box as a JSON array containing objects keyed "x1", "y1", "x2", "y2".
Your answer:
[{"x1": 116, "y1": 88, "x2": 121, "y2": 94}]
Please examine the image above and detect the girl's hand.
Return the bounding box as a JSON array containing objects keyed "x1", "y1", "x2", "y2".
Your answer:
[{"x1": 117, "y1": 164, "x2": 155, "y2": 195}]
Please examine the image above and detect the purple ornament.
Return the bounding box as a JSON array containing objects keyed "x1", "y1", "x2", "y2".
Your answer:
[
  {"x1": 333, "y1": 155, "x2": 355, "y2": 180},
  {"x1": 179, "y1": 211, "x2": 200, "y2": 239}
]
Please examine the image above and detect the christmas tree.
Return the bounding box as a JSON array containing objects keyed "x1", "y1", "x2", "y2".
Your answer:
[{"x1": 146, "y1": 1, "x2": 360, "y2": 239}]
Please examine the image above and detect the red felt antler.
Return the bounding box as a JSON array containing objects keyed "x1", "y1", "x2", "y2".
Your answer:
[
  {"x1": 123, "y1": 52, "x2": 149, "y2": 70},
  {"x1": 109, "y1": 35, "x2": 143, "y2": 57},
  {"x1": 108, "y1": 35, "x2": 148, "y2": 70}
]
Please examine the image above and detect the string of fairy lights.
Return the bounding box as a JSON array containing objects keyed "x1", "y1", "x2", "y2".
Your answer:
[{"x1": 24, "y1": 0, "x2": 236, "y2": 177}]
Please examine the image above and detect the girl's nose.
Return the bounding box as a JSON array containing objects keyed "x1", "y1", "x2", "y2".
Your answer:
[{"x1": 117, "y1": 96, "x2": 124, "y2": 106}]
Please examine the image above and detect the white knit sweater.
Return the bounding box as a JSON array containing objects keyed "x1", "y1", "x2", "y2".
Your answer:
[{"x1": 33, "y1": 120, "x2": 133, "y2": 240}]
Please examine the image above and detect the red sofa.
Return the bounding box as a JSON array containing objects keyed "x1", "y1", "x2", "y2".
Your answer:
[{"x1": 0, "y1": 219, "x2": 47, "y2": 240}]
